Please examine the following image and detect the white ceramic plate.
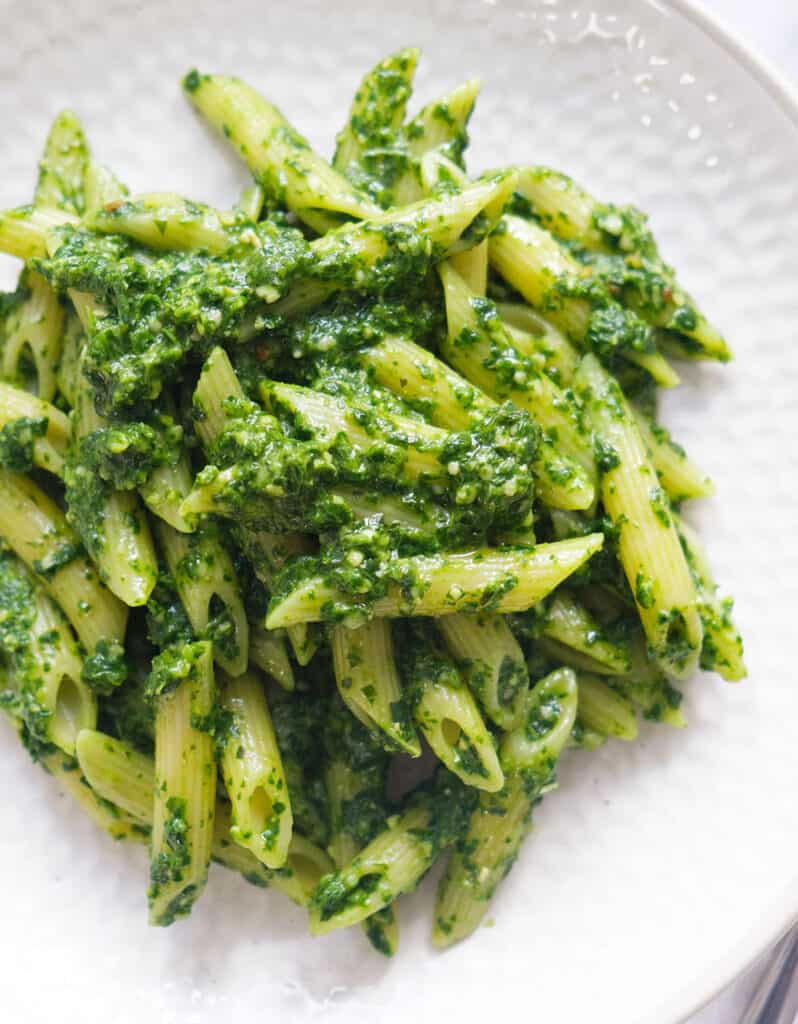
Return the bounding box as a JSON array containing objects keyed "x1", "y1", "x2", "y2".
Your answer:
[{"x1": 1, "y1": 2, "x2": 797, "y2": 1022}]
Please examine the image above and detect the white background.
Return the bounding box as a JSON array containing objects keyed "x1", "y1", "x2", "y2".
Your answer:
[{"x1": 691, "y1": 7, "x2": 797, "y2": 1023}]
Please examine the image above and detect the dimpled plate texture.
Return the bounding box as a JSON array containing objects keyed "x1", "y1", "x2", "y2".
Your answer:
[{"x1": 1, "y1": 1, "x2": 797, "y2": 1022}]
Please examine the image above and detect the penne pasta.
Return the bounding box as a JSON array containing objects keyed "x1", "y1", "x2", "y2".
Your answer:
[
  {"x1": 219, "y1": 668, "x2": 293, "y2": 868},
  {"x1": 576, "y1": 354, "x2": 702, "y2": 678},
  {"x1": 156, "y1": 520, "x2": 249, "y2": 676},
  {"x1": 0, "y1": 50, "x2": 743, "y2": 952},
  {"x1": 266, "y1": 535, "x2": 604, "y2": 628},
  {"x1": 331, "y1": 619, "x2": 420, "y2": 756},
  {"x1": 0, "y1": 469, "x2": 128, "y2": 651},
  {"x1": 148, "y1": 641, "x2": 217, "y2": 925}
]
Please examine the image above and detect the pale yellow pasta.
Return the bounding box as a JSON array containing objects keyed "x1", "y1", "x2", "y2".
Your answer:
[
  {"x1": 541, "y1": 592, "x2": 631, "y2": 675},
  {"x1": 333, "y1": 47, "x2": 419, "y2": 173},
  {"x1": 149, "y1": 642, "x2": 216, "y2": 926},
  {"x1": 184, "y1": 73, "x2": 380, "y2": 231},
  {"x1": 0, "y1": 381, "x2": 70, "y2": 476},
  {"x1": 576, "y1": 674, "x2": 638, "y2": 741},
  {"x1": 402, "y1": 627, "x2": 504, "y2": 791},
  {"x1": 331, "y1": 619, "x2": 421, "y2": 756},
  {"x1": 266, "y1": 535, "x2": 604, "y2": 628},
  {"x1": 262, "y1": 380, "x2": 447, "y2": 482},
  {"x1": 219, "y1": 669, "x2": 293, "y2": 869},
  {"x1": 433, "y1": 775, "x2": 531, "y2": 947},
  {"x1": 248, "y1": 625, "x2": 295, "y2": 691},
  {"x1": 156, "y1": 520, "x2": 249, "y2": 676},
  {"x1": 0, "y1": 205, "x2": 75, "y2": 260},
  {"x1": 70, "y1": 364, "x2": 158, "y2": 607},
  {"x1": 632, "y1": 406, "x2": 714, "y2": 503},
  {"x1": 436, "y1": 612, "x2": 529, "y2": 730},
  {"x1": 0, "y1": 470, "x2": 127, "y2": 650},
  {"x1": 394, "y1": 78, "x2": 481, "y2": 204},
  {"x1": 309, "y1": 800, "x2": 447, "y2": 935},
  {"x1": 576, "y1": 354, "x2": 702, "y2": 678},
  {"x1": 76, "y1": 728, "x2": 333, "y2": 906},
  {"x1": 1, "y1": 271, "x2": 64, "y2": 401},
  {"x1": 88, "y1": 192, "x2": 232, "y2": 253},
  {"x1": 489, "y1": 215, "x2": 679, "y2": 388},
  {"x1": 359, "y1": 335, "x2": 493, "y2": 431}
]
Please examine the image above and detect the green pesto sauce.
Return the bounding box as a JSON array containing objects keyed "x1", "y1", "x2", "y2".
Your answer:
[
  {"x1": 635, "y1": 571, "x2": 656, "y2": 610},
  {"x1": 182, "y1": 69, "x2": 203, "y2": 93},
  {"x1": 364, "y1": 907, "x2": 396, "y2": 956},
  {"x1": 145, "y1": 640, "x2": 207, "y2": 702},
  {"x1": 452, "y1": 737, "x2": 490, "y2": 780},
  {"x1": 63, "y1": 454, "x2": 109, "y2": 564},
  {"x1": 335, "y1": 61, "x2": 469, "y2": 210},
  {"x1": 0, "y1": 416, "x2": 47, "y2": 472},
  {"x1": 63, "y1": 412, "x2": 183, "y2": 565},
  {"x1": 148, "y1": 795, "x2": 196, "y2": 924},
  {"x1": 699, "y1": 594, "x2": 744, "y2": 674},
  {"x1": 271, "y1": 684, "x2": 332, "y2": 847},
  {"x1": 38, "y1": 207, "x2": 461, "y2": 412},
  {"x1": 386, "y1": 696, "x2": 417, "y2": 752},
  {"x1": 655, "y1": 607, "x2": 698, "y2": 673},
  {"x1": 640, "y1": 679, "x2": 683, "y2": 722},
  {"x1": 204, "y1": 364, "x2": 539, "y2": 560},
  {"x1": 0, "y1": 551, "x2": 60, "y2": 746},
  {"x1": 36, "y1": 223, "x2": 308, "y2": 416},
  {"x1": 312, "y1": 865, "x2": 384, "y2": 922},
  {"x1": 404, "y1": 768, "x2": 478, "y2": 859},
  {"x1": 72, "y1": 417, "x2": 183, "y2": 490},
  {"x1": 146, "y1": 572, "x2": 195, "y2": 649},
  {"x1": 334, "y1": 51, "x2": 416, "y2": 208},
  {"x1": 312, "y1": 222, "x2": 447, "y2": 291},
  {"x1": 81, "y1": 637, "x2": 127, "y2": 694},
  {"x1": 397, "y1": 619, "x2": 462, "y2": 711},
  {"x1": 236, "y1": 281, "x2": 443, "y2": 387},
  {"x1": 648, "y1": 484, "x2": 672, "y2": 528},
  {"x1": 311, "y1": 767, "x2": 476, "y2": 922},
  {"x1": 97, "y1": 636, "x2": 156, "y2": 753},
  {"x1": 496, "y1": 654, "x2": 526, "y2": 708},
  {"x1": 593, "y1": 435, "x2": 621, "y2": 475}
]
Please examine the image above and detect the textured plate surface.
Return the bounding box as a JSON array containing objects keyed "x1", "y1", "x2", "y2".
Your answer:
[{"x1": 1, "y1": 1, "x2": 797, "y2": 1022}]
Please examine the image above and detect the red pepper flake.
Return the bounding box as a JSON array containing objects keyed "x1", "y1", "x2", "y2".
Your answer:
[{"x1": 255, "y1": 345, "x2": 270, "y2": 362}]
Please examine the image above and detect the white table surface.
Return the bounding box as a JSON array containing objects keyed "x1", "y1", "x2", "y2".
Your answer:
[{"x1": 686, "y1": 6, "x2": 797, "y2": 1022}]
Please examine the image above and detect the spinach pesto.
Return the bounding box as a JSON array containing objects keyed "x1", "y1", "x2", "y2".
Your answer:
[
  {"x1": 38, "y1": 222, "x2": 308, "y2": 415},
  {"x1": 0, "y1": 416, "x2": 48, "y2": 472},
  {"x1": 0, "y1": 47, "x2": 744, "y2": 954}
]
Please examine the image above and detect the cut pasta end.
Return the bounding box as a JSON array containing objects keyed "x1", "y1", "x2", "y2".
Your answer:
[{"x1": 50, "y1": 674, "x2": 97, "y2": 756}]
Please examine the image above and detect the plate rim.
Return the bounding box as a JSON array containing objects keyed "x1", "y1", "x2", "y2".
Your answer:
[
  {"x1": 647, "y1": 8, "x2": 798, "y2": 1022},
  {"x1": 670, "y1": 0, "x2": 798, "y2": 126}
]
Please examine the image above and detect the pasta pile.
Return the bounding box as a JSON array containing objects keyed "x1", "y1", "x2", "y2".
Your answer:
[{"x1": 0, "y1": 48, "x2": 744, "y2": 950}]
